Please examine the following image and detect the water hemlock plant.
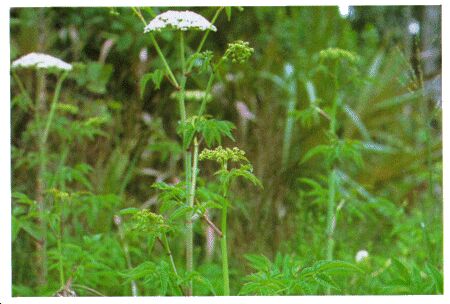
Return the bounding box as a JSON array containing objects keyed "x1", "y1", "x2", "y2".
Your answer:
[
  {"x1": 11, "y1": 53, "x2": 72, "y2": 286},
  {"x1": 134, "y1": 7, "x2": 257, "y2": 296},
  {"x1": 199, "y1": 147, "x2": 262, "y2": 295}
]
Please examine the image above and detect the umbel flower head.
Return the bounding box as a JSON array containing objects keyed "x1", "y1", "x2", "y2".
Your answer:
[
  {"x1": 144, "y1": 10, "x2": 217, "y2": 33},
  {"x1": 11, "y1": 52, "x2": 72, "y2": 72}
]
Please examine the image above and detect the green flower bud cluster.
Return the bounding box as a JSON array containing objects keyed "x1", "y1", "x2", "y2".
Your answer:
[
  {"x1": 47, "y1": 188, "x2": 70, "y2": 201},
  {"x1": 199, "y1": 50, "x2": 214, "y2": 67},
  {"x1": 319, "y1": 48, "x2": 360, "y2": 65},
  {"x1": 199, "y1": 146, "x2": 248, "y2": 165},
  {"x1": 223, "y1": 41, "x2": 254, "y2": 64},
  {"x1": 132, "y1": 209, "x2": 170, "y2": 236}
]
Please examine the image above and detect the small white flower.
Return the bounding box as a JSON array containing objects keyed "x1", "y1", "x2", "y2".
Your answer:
[
  {"x1": 284, "y1": 63, "x2": 294, "y2": 78},
  {"x1": 408, "y1": 21, "x2": 420, "y2": 35},
  {"x1": 11, "y1": 52, "x2": 72, "y2": 71},
  {"x1": 339, "y1": 5, "x2": 350, "y2": 18},
  {"x1": 355, "y1": 250, "x2": 369, "y2": 263},
  {"x1": 144, "y1": 10, "x2": 217, "y2": 33}
]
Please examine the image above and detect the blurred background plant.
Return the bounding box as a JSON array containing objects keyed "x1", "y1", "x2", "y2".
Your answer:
[{"x1": 10, "y1": 6, "x2": 442, "y2": 296}]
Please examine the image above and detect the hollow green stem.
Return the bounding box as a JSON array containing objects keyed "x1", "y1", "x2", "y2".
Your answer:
[
  {"x1": 178, "y1": 31, "x2": 187, "y2": 122},
  {"x1": 189, "y1": 138, "x2": 199, "y2": 210},
  {"x1": 326, "y1": 168, "x2": 336, "y2": 261},
  {"x1": 115, "y1": 215, "x2": 138, "y2": 296},
  {"x1": 35, "y1": 70, "x2": 48, "y2": 285},
  {"x1": 221, "y1": 205, "x2": 230, "y2": 296},
  {"x1": 131, "y1": 7, "x2": 178, "y2": 88},
  {"x1": 57, "y1": 197, "x2": 66, "y2": 288},
  {"x1": 198, "y1": 71, "x2": 216, "y2": 117},
  {"x1": 149, "y1": 33, "x2": 180, "y2": 89},
  {"x1": 161, "y1": 233, "x2": 179, "y2": 277},
  {"x1": 132, "y1": 7, "x2": 147, "y2": 25},
  {"x1": 187, "y1": 7, "x2": 224, "y2": 73},
  {"x1": 42, "y1": 71, "x2": 68, "y2": 145},
  {"x1": 185, "y1": 150, "x2": 193, "y2": 295},
  {"x1": 220, "y1": 162, "x2": 230, "y2": 296},
  {"x1": 159, "y1": 233, "x2": 185, "y2": 296},
  {"x1": 57, "y1": 233, "x2": 64, "y2": 288}
]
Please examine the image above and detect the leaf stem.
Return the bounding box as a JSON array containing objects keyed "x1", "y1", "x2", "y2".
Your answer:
[
  {"x1": 198, "y1": 70, "x2": 216, "y2": 117},
  {"x1": 201, "y1": 214, "x2": 223, "y2": 238},
  {"x1": 11, "y1": 71, "x2": 34, "y2": 109},
  {"x1": 150, "y1": 33, "x2": 180, "y2": 89},
  {"x1": 159, "y1": 233, "x2": 185, "y2": 296},
  {"x1": 187, "y1": 7, "x2": 224, "y2": 73},
  {"x1": 115, "y1": 215, "x2": 139, "y2": 296}
]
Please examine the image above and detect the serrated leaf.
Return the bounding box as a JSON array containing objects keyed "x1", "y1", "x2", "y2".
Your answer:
[
  {"x1": 12, "y1": 216, "x2": 21, "y2": 242},
  {"x1": 168, "y1": 205, "x2": 191, "y2": 221},
  {"x1": 19, "y1": 220, "x2": 42, "y2": 240},
  {"x1": 301, "y1": 144, "x2": 330, "y2": 164},
  {"x1": 140, "y1": 73, "x2": 154, "y2": 98},
  {"x1": 224, "y1": 165, "x2": 263, "y2": 189},
  {"x1": 425, "y1": 264, "x2": 443, "y2": 294},
  {"x1": 313, "y1": 273, "x2": 340, "y2": 291},
  {"x1": 244, "y1": 254, "x2": 272, "y2": 272},
  {"x1": 12, "y1": 192, "x2": 35, "y2": 205},
  {"x1": 140, "y1": 69, "x2": 165, "y2": 98},
  {"x1": 200, "y1": 119, "x2": 235, "y2": 147},
  {"x1": 300, "y1": 260, "x2": 362, "y2": 280}
]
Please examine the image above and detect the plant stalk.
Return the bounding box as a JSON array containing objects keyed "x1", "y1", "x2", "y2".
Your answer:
[
  {"x1": 220, "y1": 162, "x2": 230, "y2": 296},
  {"x1": 198, "y1": 71, "x2": 216, "y2": 117},
  {"x1": 187, "y1": 7, "x2": 224, "y2": 73},
  {"x1": 42, "y1": 72, "x2": 68, "y2": 145},
  {"x1": 221, "y1": 205, "x2": 230, "y2": 296},
  {"x1": 149, "y1": 33, "x2": 180, "y2": 89},
  {"x1": 12, "y1": 71, "x2": 34, "y2": 108},
  {"x1": 326, "y1": 168, "x2": 337, "y2": 261},
  {"x1": 57, "y1": 200, "x2": 65, "y2": 288},
  {"x1": 115, "y1": 215, "x2": 138, "y2": 296},
  {"x1": 35, "y1": 69, "x2": 48, "y2": 285},
  {"x1": 158, "y1": 233, "x2": 185, "y2": 296}
]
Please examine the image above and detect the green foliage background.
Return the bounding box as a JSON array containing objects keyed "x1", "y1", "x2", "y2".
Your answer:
[{"x1": 10, "y1": 6, "x2": 442, "y2": 296}]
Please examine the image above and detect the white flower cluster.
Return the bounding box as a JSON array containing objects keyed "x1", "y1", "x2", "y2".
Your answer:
[
  {"x1": 144, "y1": 10, "x2": 217, "y2": 33},
  {"x1": 355, "y1": 249, "x2": 369, "y2": 263},
  {"x1": 12, "y1": 52, "x2": 72, "y2": 71},
  {"x1": 408, "y1": 21, "x2": 420, "y2": 35}
]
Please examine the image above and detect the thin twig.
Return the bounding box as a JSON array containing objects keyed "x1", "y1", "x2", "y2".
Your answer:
[
  {"x1": 201, "y1": 214, "x2": 223, "y2": 238},
  {"x1": 72, "y1": 284, "x2": 107, "y2": 297}
]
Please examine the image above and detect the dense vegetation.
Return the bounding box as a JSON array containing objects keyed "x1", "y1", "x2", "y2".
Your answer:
[{"x1": 10, "y1": 6, "x2": 442, "y2": 296}]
